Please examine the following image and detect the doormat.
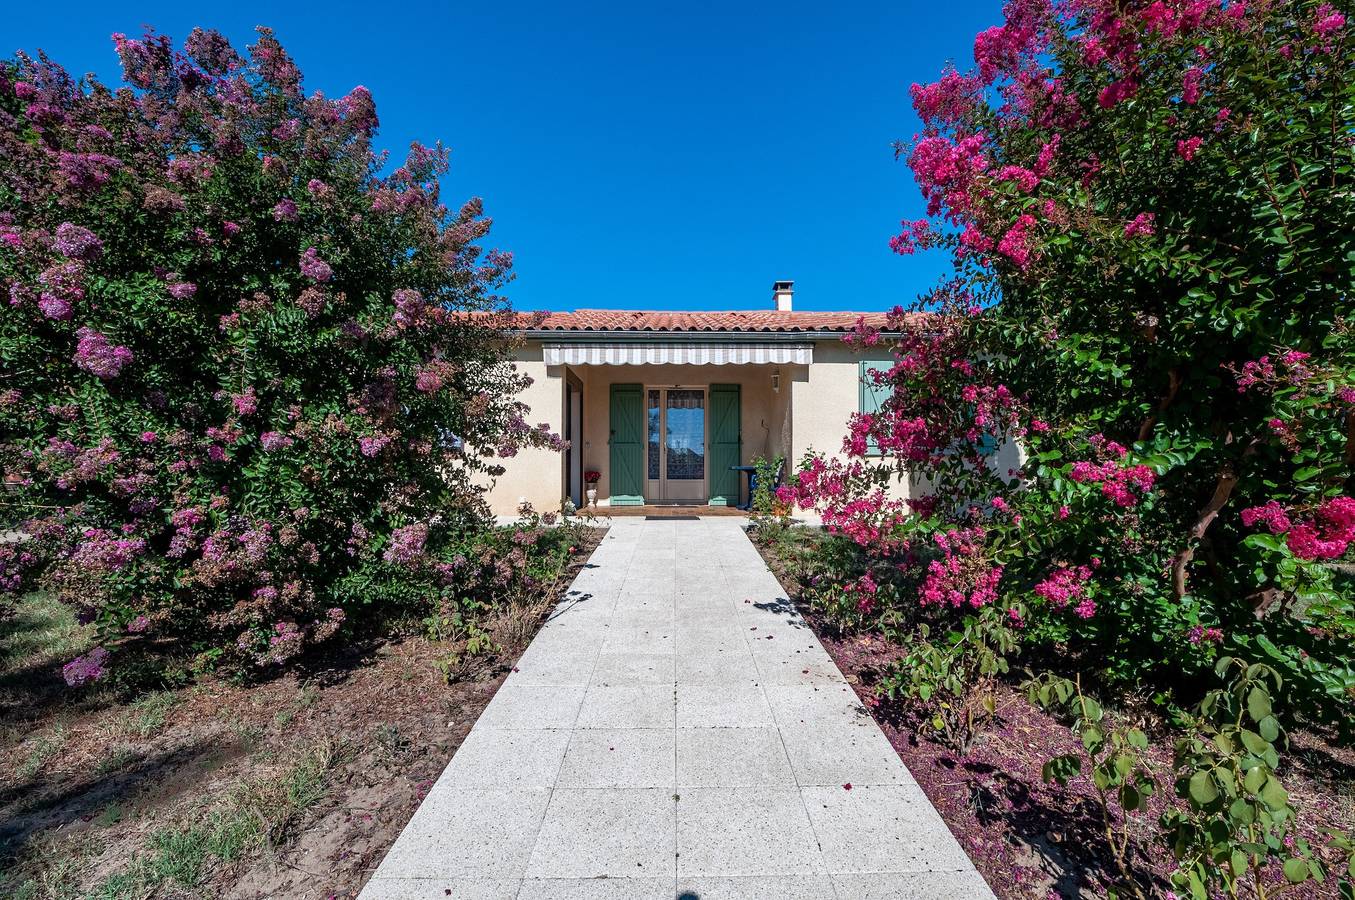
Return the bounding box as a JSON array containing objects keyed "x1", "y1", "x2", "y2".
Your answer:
[{"x1": 645, "y1": 515, "x2": 700, "y2": 520}]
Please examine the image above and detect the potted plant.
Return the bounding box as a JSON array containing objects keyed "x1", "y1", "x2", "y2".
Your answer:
[{"x1": 584, "y1": 469, "x2": 601, "y2": 508}]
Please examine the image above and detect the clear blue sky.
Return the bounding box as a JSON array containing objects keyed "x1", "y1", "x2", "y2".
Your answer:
[{"x1": 7, "y1": 1, "x2": 1002, "y2": 313}]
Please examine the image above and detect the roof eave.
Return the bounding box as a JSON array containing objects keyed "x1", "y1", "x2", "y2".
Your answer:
[{"x1": 517, "y1": 329, "x2": 907, "y2": 343}]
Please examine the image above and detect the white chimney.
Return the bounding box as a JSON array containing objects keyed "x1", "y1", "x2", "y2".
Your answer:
[{"x1": 772, "y1": 280, "x2": 794, "y2": 311}]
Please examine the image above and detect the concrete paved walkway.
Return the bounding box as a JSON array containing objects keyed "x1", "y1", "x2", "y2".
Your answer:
[{"x1": 361, "y1": 518, "x2": 994, "y2": 900}]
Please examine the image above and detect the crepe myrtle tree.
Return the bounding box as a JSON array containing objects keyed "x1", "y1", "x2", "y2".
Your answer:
[
  {"x1": 0, "y1": 28, "x2": 564, "y2": 683},
  {"x1": 780, "y1": 0, "x2": 1355, "y2": 718}
]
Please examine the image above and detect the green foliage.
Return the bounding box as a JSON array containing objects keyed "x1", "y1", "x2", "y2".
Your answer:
[
  {"x1": 878, "y1": 605, "x2": 1016, "y2": 756},
  {"x1": 1161, "y1": 658, "x2": 1324, "y2": 898},
  {"x1": 1028, "y1": 673, "x2": 1158, "y2": 897},
  {"x1": 749, "y1": 454, "x2": 785, "y2": 518}
]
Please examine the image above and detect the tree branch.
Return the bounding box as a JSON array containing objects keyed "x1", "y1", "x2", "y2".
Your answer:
[
  {"x1": 1171, "y1": 438, "x2": 1260, "y2": 599},
  {"x1": 1138, "y1": 368, "x2": 1183, "y2": 444}
]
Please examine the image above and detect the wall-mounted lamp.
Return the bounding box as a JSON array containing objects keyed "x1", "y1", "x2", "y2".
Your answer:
[{"x1": 770, "y1": 370, "x2": 782, "y2": 394}]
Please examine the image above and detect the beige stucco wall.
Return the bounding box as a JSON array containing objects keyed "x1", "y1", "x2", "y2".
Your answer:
[
  {"x1": 481, "y1": 344, "x2": 566, "y2": 516},
  {"x1": 788, "y1": 340, "x2": 913, "y2": 502}
]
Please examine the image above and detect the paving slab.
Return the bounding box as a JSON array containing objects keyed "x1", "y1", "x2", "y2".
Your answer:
[{"x1": 360, "y1": 517, "x2": 993, "y2": 899}]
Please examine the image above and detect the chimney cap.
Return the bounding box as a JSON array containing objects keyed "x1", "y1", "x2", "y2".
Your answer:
[{"x1": 772, "y1": 280, "x2": 794, "y2": 291}]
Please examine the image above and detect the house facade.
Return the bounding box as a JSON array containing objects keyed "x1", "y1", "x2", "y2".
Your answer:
[{"x1": 485, "y1": 281, "x2": 914, "y2": 516}]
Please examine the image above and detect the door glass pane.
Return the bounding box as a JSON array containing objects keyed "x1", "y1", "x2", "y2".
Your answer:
[
  {"x1": 665, "y1": 389, "x2": 705, "y2": 481},
  {"x1": 646, "y1": 389, "x2": 660, "y2": 480}
]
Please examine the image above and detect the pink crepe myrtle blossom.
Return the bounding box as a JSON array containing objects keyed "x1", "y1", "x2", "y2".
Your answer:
[
  {"x1": 910, "y1": 69, "x2": 981, "y2": 126},
  {"x1": 1176, "y1": 136, "x2": 1203, "y2": 161},
  {"x1": 1181, "y1": 66, "x2": 1204, "y2": 105},
  {"x1": 996, "y1": 165, "x2": 1040, "y2": 193},
  {"x1": 1313, "y1": 4, "x2": 1346, "y2": 41},
  {"x1": 1067, "y1": 440, "x2": 1156, "y2": 508},
  {"x1": 1124, "y1": 212, "x2": 1156, "y2": 239},
  {"x1": 920, "y1": 527, "x2": 1002, "y2": 609},
  {"x1": 1033, "y1": 564, "x2": 1093, "y2": 613},
  {"x1": 222, "y1": 220, "x2": 241, "y2": 236},
  {"x1": 889, "y1": 219, "x2": 933, "y2": 256},
  {"x1": 1241, "y1": 496, "x2": 1355, "y2": 561},
  {"x1": 1187, "y1": 625, "x2": 1224, "y2": 644},
  {"x1": 997, "y1": 214, "x2": 1038, "y2": 268}
]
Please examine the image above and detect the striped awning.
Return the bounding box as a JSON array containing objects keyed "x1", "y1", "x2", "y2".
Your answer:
[{"x1": 543, "y1": 342, "x2": 813, "y2": 366}]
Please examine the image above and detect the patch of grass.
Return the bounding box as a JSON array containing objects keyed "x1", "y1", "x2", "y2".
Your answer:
[
  {"x1": 93, "y1": 745, "x2": 137, "y2": 777},
  {"x1": 93, "y1": 802, "x2": 123, "y2": 828},
  {"x1": 90, "y1": 739, "x2": 346, "y2": 895},
  {"x1": 272, "y1": 681, "x2": 319, "y2": 727},
  {"x1": 145, "y1": 825, "x2": 208, "y2": 887},
  {"x1": 0, "y1": 592, "x2": 87, "y2": 672},
  {"x1": 118, "y1": 691, "x2": 177, "y2": 739},
  {"x1": 16, "y1": 724, "x2": 67, "y2": 780}
]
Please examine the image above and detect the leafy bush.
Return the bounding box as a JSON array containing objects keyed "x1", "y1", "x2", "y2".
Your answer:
[
  {"x1": 0, "y1": 29, "x2": 564, "y2": 683},
  {"x1": 880, "y1": 604, "x2": 1016, "y2": 756},
  {"x1": 1160, "y1": 657, "x2": 1321, "y2": 898},
  {"x1": 1028, "y1": 673, "x2": 1158, "y2": 897},
  {"x1": 779, "y1": 0, "x2": 1354, "y2": 722}
]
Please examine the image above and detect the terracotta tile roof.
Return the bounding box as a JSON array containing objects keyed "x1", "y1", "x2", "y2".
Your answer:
[{"x1": 514, "y1": 309, "x2": 923, "y2": 334}]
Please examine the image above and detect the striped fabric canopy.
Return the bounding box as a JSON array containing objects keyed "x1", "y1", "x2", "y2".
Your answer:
[{"x1": 542, "y1": 342, "x2": 813, "y2": 366}]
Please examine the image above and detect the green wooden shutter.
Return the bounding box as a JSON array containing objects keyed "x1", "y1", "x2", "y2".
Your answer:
[
  {"x1": 708, "y1": 384, "x2": 741, "y2": 506},
  {"x1": 608, "y1": 384, "x2": 645, "y2": 506},
  {"x1": 859, "y1": 360, "x2": 892, "y2": 456}
]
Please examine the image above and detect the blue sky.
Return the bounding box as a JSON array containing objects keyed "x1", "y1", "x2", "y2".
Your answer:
[{"x1": 8, "y1": 1, "x2": 1002, "y2": 313}]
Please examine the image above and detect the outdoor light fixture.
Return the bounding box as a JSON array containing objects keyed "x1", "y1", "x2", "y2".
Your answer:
[{"x1": 771, "y1": 371, "x2": 781, "y2": 393}]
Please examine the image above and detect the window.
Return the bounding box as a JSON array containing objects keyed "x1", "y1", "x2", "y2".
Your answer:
[{"x1": 859, "y1": 359, "x2": 893, "y2": 456}]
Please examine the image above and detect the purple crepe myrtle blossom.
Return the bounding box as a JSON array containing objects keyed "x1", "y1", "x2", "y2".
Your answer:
[
  {"x1": 383, "y1": 523, "x2": 428, "y2": 565},
  {"x1": 73, "y1": 327, "x2": 133, "y2": 379},
  {"x1": 52, "y1": 222, "x2": 104, "y2": 260},
  {"x1": 272, "y1": 198, "x2": 298, "y2": 221},
  {"x1": 57, "y1": 152, "x2": 123, "y2": 191},
  {"x1": 391, "y1": 288, "x2": 425, "y2": 327},
  {"x1": 358, "y1": 434, "x2": 390, "y2": 457},
  {"x1": 260, "y1": 431, "x2": 294, "y2": 451},
  {"x1": 231, "y1": 387, "x2": 258, "y2": 416},
  {"x1": 222, "y1": 220, "x2": 241, "y2": 236},
  {"x1": 62, "y1": 647, "x2": 110, "y2": 686},
  {"x1": 38, "y1": 294, "x2": 73, "y2": 320},
  {"x1": 299, "y1": 247, "x2": 332, "y2": 283},
  {"x1": 167, "y1": 281, "x2": 197, "y2": 299},
  {"x1": 127, "y1": 615, "x2": 150, "y2": 633}
]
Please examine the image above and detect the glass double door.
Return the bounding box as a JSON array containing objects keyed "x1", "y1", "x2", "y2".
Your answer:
[{"x1": 646, "y1": 387, "x2": 707, "y2": 502}]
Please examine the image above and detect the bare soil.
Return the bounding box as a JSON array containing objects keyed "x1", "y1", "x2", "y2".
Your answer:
[
  {"x1": 752, "y1": 529, "x2": 1355, "y2": 899},
  {"x1": 0, "y1": 527, "x2": 604, "y2": 899}
]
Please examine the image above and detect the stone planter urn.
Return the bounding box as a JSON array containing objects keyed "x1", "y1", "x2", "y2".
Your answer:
[{"x1": 584, "y1": 469, "x2": 601, "y2": 509}]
